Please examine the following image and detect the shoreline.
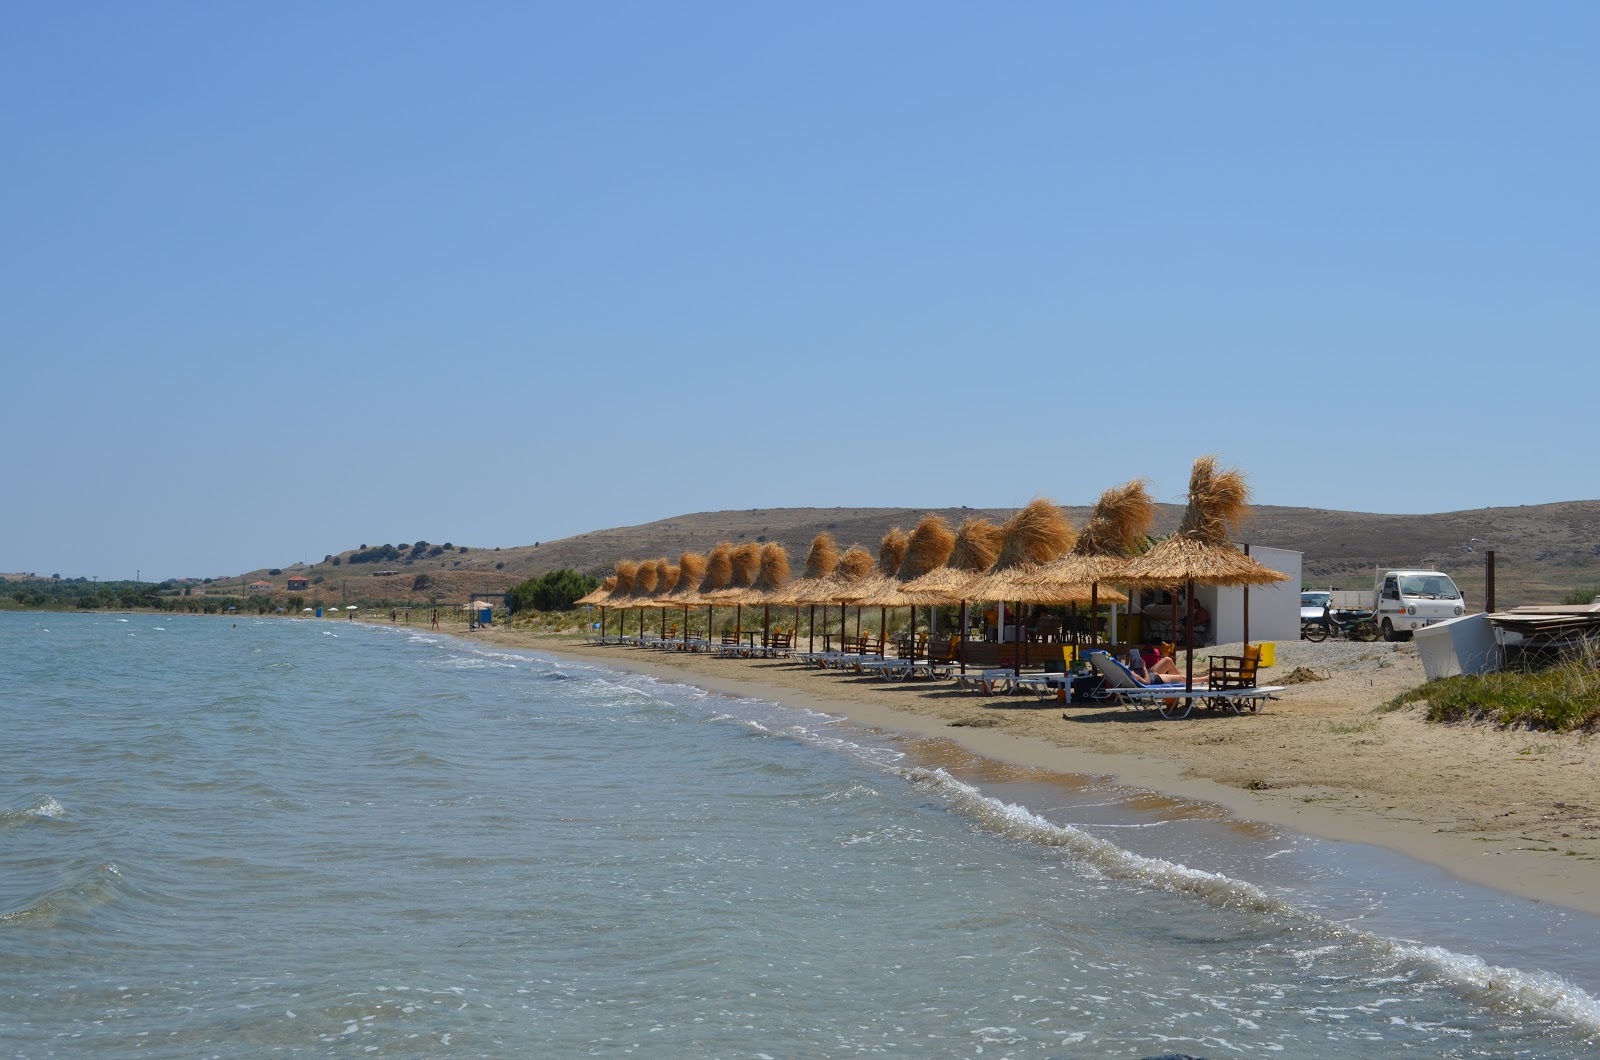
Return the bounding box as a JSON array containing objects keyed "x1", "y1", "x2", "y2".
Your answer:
[{"x1": 458, "y1": 623, "x2": 1600, "y2": 917}]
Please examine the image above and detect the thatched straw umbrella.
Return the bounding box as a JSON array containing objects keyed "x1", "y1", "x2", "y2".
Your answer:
[
  {"x1": 597, "y1": 561, "x2": 639, "y2": 642},
  {"x1": 696, "y1": 543, "x2": 735, "y2": 644},
  {"x1": 575, "y1": 575, "x2": 617, "y2": 637},
  {"x1": 966, "y1": 499, "x2": 1077, "y2": 678},
  {"x1": 1119, "y1": 455, "x2": 1290, "y2": 690},
  {"x1": 803, "y1": 544, "x2": 876, "y2": 651},
  {"x1": 628, "y1": 558, "x2": 661, "y2": 641},
  {"x1": 743, "y1": 542, "x2": 793, "y2": 646},
  {"x1": 712, "y1": 542, "x2": 763, "y2": 643},
  {"x1": 901, "y1": 517, "x2": 1005, "y2": 674},
  {"x1": 848, "y1": 529, "x2": 910, "y2": 655},
  {"x1": 997, "y1": 480, "x2": 1152, "y2": 648},
  {"x1": 656, "y1": 551, "x2": 707, "y2": 648},
  {"x1": 771, "y1": 534, "x2": 840, "y2": 653},
  {"x1": 649, "y1": 560, "x2": 680, "y2": 638},
  {"x1": 839, "y1": 514, "x2": 959, "y2": 653}
]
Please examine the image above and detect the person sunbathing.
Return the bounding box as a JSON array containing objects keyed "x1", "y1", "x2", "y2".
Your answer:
[{"x1": 1128, "y1": 651, "x2": 1187, "y2": 685}]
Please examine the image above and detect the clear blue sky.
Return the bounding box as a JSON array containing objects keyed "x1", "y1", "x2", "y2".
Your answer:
[{"x1": 5, "y1": 3, "x2": 1595, "y2": 581}]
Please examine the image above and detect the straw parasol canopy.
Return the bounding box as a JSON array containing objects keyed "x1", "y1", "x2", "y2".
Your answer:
[
  {"x1": 992, "y1": 480, "x2": 1156, "y2": 603},
  {"x1": 835, "y1": 528, "x2": 912, "y2": 606},
  {"x1": 696, "y1": 543, "x2": 735, "y2": 599},
  {"x1": 660, "y1": 552, "x2": 708, "y2": 606},
  {"x1": 764, "y1": 534, "x2": 838, "y2": 605},
  {"x1": 900, "y1": 517, "x2": 1004, "y2": 603},
  {"x1": 843, "y1": 514, "x2": 958, "y2": 607},
  {"x1": 708, "y1": 542, "x2": 763, "y2": 604},
  {"x1": 966, "y1": 499, "x2": 1079, "y2": 603},
  {"x1": 599, "y1": 560, "x2": 639, "y2": 605},
  {"x1": 1119, "y1": 457, "x2": 1288, "y2": 589},
  {"x1": 575, "y1": 575, "x2": 617, "y2": 607},
  {"x1": 719, "y1": 541, "x2": 792, "y2": 605},
  {"x1": 810, "y1": 544, "x2": 876, "y2": 603}
]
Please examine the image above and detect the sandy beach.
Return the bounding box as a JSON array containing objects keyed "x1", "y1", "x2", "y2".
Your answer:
[{"x1": 461, "y1": 623, "x2": 1600, "y2": 916}]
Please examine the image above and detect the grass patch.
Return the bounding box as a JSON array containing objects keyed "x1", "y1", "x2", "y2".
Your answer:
[
  {"x1": 1326, "y1": 719, "x2": 1379, "y2": 735},
  {"x1": 1384, "y1": 642, "x2": 1600, "y2": 731}
]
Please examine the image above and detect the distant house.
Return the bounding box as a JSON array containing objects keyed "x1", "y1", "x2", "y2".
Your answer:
[
  {"x1": 286, "y1": 575, "x2": 310, "y2": 591},
  {"x1": 249, "y1": 580, "x2": 274, "y2": 593}
]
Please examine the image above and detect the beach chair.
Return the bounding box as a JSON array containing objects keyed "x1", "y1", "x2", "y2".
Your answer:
[
  {"x1": 1207, "y1": 645, "x2": 1262, "y2": 691},
  {"x1": 1086, "y1": 650, "x2": 1205, "y2": 718}
]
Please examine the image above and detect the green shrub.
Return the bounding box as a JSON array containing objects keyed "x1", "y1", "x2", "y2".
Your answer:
[
  {"x1": 1385, "y1": 641, "x2": 1600, "y2": 731},
  {"x1": 508, "y1": 569, "x2": 599, "y2": 613}
]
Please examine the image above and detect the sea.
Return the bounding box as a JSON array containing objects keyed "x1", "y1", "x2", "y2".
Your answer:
[{"x1": 4, "y1": 611, "x2": 1600, "y2": 1058}]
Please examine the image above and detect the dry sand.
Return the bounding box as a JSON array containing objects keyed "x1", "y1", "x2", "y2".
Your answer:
[{"x1": 465, "y1": 624, "x2": 1600, "y2": 916}]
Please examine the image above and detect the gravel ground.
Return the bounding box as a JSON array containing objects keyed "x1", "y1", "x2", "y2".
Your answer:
[{"x1": 1196, "y1": 635, "x2": 1422, "y2": 685}]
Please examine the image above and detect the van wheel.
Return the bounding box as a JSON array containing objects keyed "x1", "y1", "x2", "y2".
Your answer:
[{"x1": 1381, "y1": 618, "x2": 1398, "y2": 642}]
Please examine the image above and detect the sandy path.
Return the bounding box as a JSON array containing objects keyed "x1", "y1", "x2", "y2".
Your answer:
[{"x1": 465, "y1": 625, "x2": 1600, "y2": 916}]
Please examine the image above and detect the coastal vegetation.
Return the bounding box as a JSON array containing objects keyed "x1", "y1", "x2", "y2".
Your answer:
[
  {"x1": 1385, "y1": 640, "x2": 1600, "y2": 731},
  {"x1": 508, "y1": 569, "x2": 599, "y2": 614}
]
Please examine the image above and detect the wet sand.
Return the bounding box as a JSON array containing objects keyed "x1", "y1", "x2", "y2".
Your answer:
[{"x1": 465, "y1": 625, "x2": 1600, "y2": 916}]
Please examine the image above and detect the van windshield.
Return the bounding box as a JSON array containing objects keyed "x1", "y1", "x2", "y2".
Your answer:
[{"x1": 1399, "y1": 575, "x2": 1459, "y2": 600}]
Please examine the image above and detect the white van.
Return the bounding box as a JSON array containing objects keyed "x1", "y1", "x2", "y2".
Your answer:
[{"x1": 1329, "y1": 569, "x2": 1467, "y2": 641}]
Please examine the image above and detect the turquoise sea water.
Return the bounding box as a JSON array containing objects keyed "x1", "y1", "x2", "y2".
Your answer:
[{"x1": 3, "y1": 610, "x2": 1599, "y2": 1058}]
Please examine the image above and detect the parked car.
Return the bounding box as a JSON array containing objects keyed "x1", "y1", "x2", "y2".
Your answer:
[{"x1": 1300, "y1": 590, "x2": 1332, "y2": 623}]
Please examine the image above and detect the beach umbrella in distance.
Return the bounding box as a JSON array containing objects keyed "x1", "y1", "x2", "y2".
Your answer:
[
  {"x1": 969, "y1": 498, "x2": 1077, "y2": 678},
  {"x1": 629, "y1": 558, "x2": 661, "y2": 640},
  {"x1": 345, "y1": 605, "x2": 358, "y2": 610},
  {"x1": 653, "y1": 560, "x2": 680, "y2": 638},
  {"x1": 768, "y1": 533, "x2": 839, "y2": 653},
  {"x1": 901, "y1": 517, "x2": 1005, "y2": 674},
  {"x1": 696, "y1": 543, "x2": 735, "y2": 644},
  {"x1": 838, "y1": 515, "x2": 959, "y2": 651},
  {"x1": 895, "y1": 514, "x2": 958, "y2": 649},
  {"x1": 302, "y1": 607, "x2": 314, "y2": 613},
  {"x1": 1119, "y1": 455, "x2": 1290, "y2": 690},
  {"x1": 844, "y1": 528, "x2": 910, "y2": 656},
  {"x1": 659, "y1": 552, "x2": 707, "y2": 648},
  {"x1": 575, "y1": 575, "x2": 618, "y2": 637},
  {"x1": 733, "y1": 541, "x2": 791, "y2": 647},
  {"x1": 714, "y1": 542, "x2": 764, "y2": 641},
  {"x1": 604, "y1": 561, "x2": 640, "y2": 642},
  {"x1": 804, "y1": 544, "x2": 877, "y2": 649}
]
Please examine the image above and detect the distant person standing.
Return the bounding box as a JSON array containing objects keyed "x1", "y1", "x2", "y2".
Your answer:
[
  {"x1": 390, "y1": 609, "x2": 397, "y2": 623},
  {"x1": 431, "y1": 608, "x2": 440, "y2": 630}
]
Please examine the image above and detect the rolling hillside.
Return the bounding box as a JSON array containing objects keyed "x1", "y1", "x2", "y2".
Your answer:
[{"x1": 217, "y1": 500, "x2": 1600, "y2": 611}]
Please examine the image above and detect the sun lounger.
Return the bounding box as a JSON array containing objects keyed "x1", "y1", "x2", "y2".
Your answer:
[
  {"x1": 1086, "y1": 649, "x2": 1283, "y2": 718},
  {"x1": 954, "y1": 668, "x2": 1018, "y2": 694}
]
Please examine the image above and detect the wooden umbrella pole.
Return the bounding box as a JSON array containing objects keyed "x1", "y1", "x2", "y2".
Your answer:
[
  {"x1": 1242, "y1": 543, "x2": 1252, "y2": 650},
  {"x1": 879, "y1": 607, "x2": 886, "y2": 656},
  {"x1": 959, "y1": 599, "x2": 968, "y2": 674},
  {"x1": 763, "y1": 604, "x2": 770, "y2": 647},
  {"x1": 1090, "y1": 584, "x2": 1099, "y2": 647},
  {"x1": 808, "y1": 605, "x2": 815, "y2": 653},
  {"x1": 683, "y1": 605, "x2": 690, "y2": 649},
  {"x1": 1013, "y1": 600, "x2": 1022, "y2": 680},
  {"x1": 1185, "y1": 578, "x2": 1196, "y2": 692}
]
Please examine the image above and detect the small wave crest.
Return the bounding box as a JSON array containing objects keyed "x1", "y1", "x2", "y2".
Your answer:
[
  {"x1": 0, "y1": 795, "x2": 67, "y2": 828},
  {"x1": 896, "y1": 764, "x2": 1600, "y2": 1034},
  {"x1": 0, "y1": 862, "x2": 129, "y2": 928}
]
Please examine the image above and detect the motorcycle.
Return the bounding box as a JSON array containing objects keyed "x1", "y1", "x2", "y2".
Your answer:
[{"x1": 1301, "y1": 604, "x2": 1380, "y2": 642}]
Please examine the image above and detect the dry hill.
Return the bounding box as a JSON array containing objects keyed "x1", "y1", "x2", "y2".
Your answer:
[{"x1": 217, "y1": 500, "x2": 1600, "y2": 610}]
